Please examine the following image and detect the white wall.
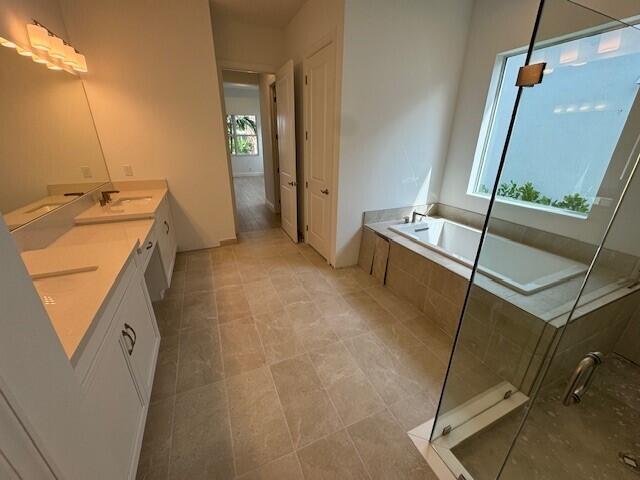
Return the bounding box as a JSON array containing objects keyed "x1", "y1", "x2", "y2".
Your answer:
[
  {"x1": 59, "y1": 0, "x2": 237, "y2": 250},
  {"x1": 438, "y1": 0, "x2": 640, "y2": 256},
  {"x1": 212, "y1": 15, "x2": 286, "y2": 72},
  {"x1": 334, "y1": 0, "x2": 474, "y2": 267},
  {"x1": 285, "y1": 0, "x2": 345, "y2": 258},
  {"x1": 223, "y1": 84, "x2": 265, "y2": 177},
  {"x1": 259, "y1": 73, "x2": 278, "y2": 211}
]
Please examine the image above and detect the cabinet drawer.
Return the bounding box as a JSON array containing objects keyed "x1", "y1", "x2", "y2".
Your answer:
[
  {"x1": 118, "y1": 276, "x2": 160, "y2": 398},
  {"x1": 135, "y1": 225, "x2": 157, "y2": 272}
]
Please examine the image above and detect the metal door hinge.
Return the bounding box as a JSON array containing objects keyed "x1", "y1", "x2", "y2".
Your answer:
[
  {"x1": 305, "y1": 181, "x2": 308, "y2": 188},
  {"x1": 306, "y1": 225, "x2": 309, "y2": 231},
  {"x1": 305, "y1": 75, "x2": 308, "y2": 85},
  {"x1": 275, "y1": 133, "x2": 279, "y2": 140},
  {"x1": 516, "y1": 62, "x2": 546, "y2": 87},
  {"x1": 305, "y1": 131, "x2": 308, "y2": 141}
]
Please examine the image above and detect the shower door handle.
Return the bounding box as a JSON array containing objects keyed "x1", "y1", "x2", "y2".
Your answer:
[{"x1": 562, "y1": 351, "x2": 603, "y2": 406}]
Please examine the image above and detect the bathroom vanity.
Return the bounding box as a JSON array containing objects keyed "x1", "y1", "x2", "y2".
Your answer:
[{"x1": 14, "y1": 184, "x2": 176, "y2": 479}]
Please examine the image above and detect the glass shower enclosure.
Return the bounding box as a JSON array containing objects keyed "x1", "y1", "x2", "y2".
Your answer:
[{"x1": 429, "y1": 1, "x2": 640, "y2": 478}]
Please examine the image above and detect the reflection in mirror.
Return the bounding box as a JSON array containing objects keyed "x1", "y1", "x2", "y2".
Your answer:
[{"x1": 0, "y1": 39, "x2": 109, "y2": 230}]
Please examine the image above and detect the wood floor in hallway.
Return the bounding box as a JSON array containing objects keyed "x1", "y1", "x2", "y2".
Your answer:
[
  {"x1": 234, "y1": 176, "x2": 280, "y2": 233},
  {"x1": 136, "y1": 227, "x2": 452, "y2": 479}
]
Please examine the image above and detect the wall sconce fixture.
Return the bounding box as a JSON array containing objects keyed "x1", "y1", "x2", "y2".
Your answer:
[{"x1": 0, "y1": 20, "x2": 87, "y2": 74}]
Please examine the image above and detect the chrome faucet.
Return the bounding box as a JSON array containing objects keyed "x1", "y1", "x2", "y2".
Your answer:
[
  {"x1": 99, "y1": 190, "x2": 120, "y2": 206},
  {"x1": 412, "y1": 211, "x2": 427, "y2": 223}
]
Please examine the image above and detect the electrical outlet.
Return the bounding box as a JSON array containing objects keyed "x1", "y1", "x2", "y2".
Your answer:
[
  {"x1": 80, "y1": 166, "x2": 92, "y2": 178},
  {"x1": 122, "y1": 164, "x2": 134, "y2": 176}
]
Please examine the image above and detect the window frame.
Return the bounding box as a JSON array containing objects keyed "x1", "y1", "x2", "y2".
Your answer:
[
  {"x1": 226, "y1": 113, "x2": 259, "y2": 157},
  {"x1": 466, "y1": 19, "x2": 640, "y2": 219}
]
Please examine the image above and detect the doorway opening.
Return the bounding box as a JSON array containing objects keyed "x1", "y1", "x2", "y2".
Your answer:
[{"x1": 222, "y1": 70, "x2": 281, "y2": 233}]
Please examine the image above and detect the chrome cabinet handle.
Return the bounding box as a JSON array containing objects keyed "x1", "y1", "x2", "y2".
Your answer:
[
  {"x1": 164, "y1": 220, "x2": 169, "y2": 234},
  {"x1": 563, "y1": 351, "x2": 602, "y2": 406},
  {"x1": 321, "y1": 188, "x2": 329, "y2": 195}
]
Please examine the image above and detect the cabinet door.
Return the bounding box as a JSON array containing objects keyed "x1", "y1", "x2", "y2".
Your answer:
[
  {"x1": 156, "y1": 197, "x2": 177, "y2": 286},
  {"x1": 119, "y1": 277, "x2": 160, "y2": 399},
  {"x1": 84, "y1": 324, "x2": 144, "y2": 480}
]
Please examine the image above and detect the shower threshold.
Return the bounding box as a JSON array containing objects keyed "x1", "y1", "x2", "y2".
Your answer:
[{"x1": 409, "y1": 381, "x2": 528, "y2": 480}]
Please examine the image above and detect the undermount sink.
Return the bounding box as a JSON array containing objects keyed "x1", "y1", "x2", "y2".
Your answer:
[
  {"x1": 110, "y1": 196, "x2": 153, "y2": 207},
  {"x1": 26, "y1": 202, "x2": 67, "y2": 214}
]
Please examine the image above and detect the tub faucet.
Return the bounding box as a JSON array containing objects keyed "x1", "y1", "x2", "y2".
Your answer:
[{"x1": 412, "y1": 211, "x2": 427, "y2": 223}]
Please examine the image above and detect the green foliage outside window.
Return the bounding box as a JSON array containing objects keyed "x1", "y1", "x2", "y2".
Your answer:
[
  {"x1": 227, "y1": 114, "x2": 259, "y2": 155},
  {"x1": 480, "y1": 180, "x2": 591, "y2": 214}
]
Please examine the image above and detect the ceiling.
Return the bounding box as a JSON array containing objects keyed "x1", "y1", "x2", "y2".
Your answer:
[{"x1": 210, "y1": 0, "x2": 306, "y2": 28}]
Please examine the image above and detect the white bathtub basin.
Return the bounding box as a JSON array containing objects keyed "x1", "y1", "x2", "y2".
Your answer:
[{"x1": 389, "y1": 218, "x2": 588, "y2": 295}]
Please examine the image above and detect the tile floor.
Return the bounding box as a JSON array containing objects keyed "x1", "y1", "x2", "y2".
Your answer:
[
  {"x1": 233, "y1": 176, "x2": 281, "y2": 233},
  {"x1": 136, "y1": 228, "x2": 453, "y2": 479}
]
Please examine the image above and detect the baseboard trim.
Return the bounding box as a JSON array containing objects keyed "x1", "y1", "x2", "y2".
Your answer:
[
  {"x1": 220, "y1": 237, "x2": 238, "y2": 246},
  {"x1": 232, "y1": 172, "x2": 264, "y2": 178}
]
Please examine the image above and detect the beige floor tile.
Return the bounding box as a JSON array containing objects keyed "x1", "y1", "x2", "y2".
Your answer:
[
  {"x1": 244, "y1": 278, "x2": 283, "y2": 316},
  {"x1": 170, "y1": 382, "x2": 234, "y2": 480},
  {"x1": 226, "y1": 368, "x2": 293, "y2": 474},
  {"x1": 154, "y1": 298, "x2": 182, "y2": 337},
  {"x1": 327, "y1": 370, "x2": 386, "y2": 426},
  {"x1": 402, "y1": 315, "x2": 454, "y2": 363},
  {"x1": 176, "y1": 328, "x2": 224, "y2": 394},
  {"x1": 297, "y1": 429, "x2": 369, "y2": 479},
  {"x1": 220, "y1": 323, "x2": 266, "y2": 377},
  {"x1": 271, "y1": 356, "x2": 342, "y2": 448},
  {"x1": 216, "y1": 284, "x2": 253, "y2": 324},
  {"x1": 151, "y1": 336, "x2": 179, "y2": 403},
  {"x1": 255, "y1": 311, "x2": 306, "y2": 364},
  {"x1": 184, "y1": 268, "x2": 215, "y2": 293},
  {"x1": 181, "y1": 292, "x2": 216, "y2": 331},
  {"x1": 308, "y1": 342, "x2": 361, "y2": 387},
  {"x1": 388, "y1": 390, "x2": 438, "y2": 431},
  {"x1": 348, "y1": 410, "x2": 437, "y2": 480},
  {"x1": 237, "y1": 453, "x2": 303, "y2": 480},
  {"x1": 324, "y1": 311, "x2": 372, "y2": 340}
]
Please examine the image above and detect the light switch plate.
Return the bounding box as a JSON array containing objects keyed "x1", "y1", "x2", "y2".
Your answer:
[
  {"x1": 122, "y1": 164, "x2": 134, "y2": 176},
  {"x1": 80, "y1": 166, "x2": 92, "y2": 178}
]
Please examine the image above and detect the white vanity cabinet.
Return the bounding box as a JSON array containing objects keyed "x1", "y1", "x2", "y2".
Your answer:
[
  {"x1": 155, "y1": 196, "x2": 177, "y2": 286},
  {"x1": 81, "y1": 255, "x2": 160, "y2": 480}
]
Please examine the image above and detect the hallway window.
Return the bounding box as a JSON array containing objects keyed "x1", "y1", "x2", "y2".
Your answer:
[
  {"x1": 227, "y1": 114, "x2": 259, "y2": 155},
  {"x1": 469, "y1": 25, "x2": 640, "y2": 216}
]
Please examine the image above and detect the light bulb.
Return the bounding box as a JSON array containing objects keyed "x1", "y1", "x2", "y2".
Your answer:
[
  {"x1": 62, "y1": 44, "x2": 79, "y2": 68},
  {"x1": 16, "y1": 46, "x2": 34, "y2": 57},
  {"x1": 0, "y1": 36, "x2": 17, "y2": 48},
  {"x1": 73, "y1": 52, "x2": 88, "y2": 73},
  {"x1": 27, "y1": 24, "x2": 50, "y2": 51},
  {"x1": 32, "y1": 54, "x2": 49, "y2": 64},
  {"x1": 46, "y1": 62, "x2": 63, "y2": 71},
  {"x1": 49, "y1": 36, "x2": 65, "y2": 59}
]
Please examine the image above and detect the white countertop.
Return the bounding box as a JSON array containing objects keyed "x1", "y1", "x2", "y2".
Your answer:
[
  {"x1": 3, "y1": 195, "x2": 76, "y2": 230},
  {"x1": 22, "y1": 219, "x2": 155, "y2": 360},
  {"x1": 74, "y1": 189, "x2": 167, "y2": 225}
]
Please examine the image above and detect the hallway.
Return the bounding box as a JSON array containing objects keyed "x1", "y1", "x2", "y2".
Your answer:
[
  {"x1": 136, "y1": 227, "x2": 451, "y2": 479},
  {"x1": 234, "y1": 176, "x2": 280, "y2": 233}
]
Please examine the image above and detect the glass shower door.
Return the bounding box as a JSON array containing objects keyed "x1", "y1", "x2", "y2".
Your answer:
[{"x1": 430, "y1": 1, "x2": 640, "y2": 479}]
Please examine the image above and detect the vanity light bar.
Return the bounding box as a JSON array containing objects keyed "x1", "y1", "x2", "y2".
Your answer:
[{"x1": 0, "y1": 20, "x2": 88, "y2": 75}]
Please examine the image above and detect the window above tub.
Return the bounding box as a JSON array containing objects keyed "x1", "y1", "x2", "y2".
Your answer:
[{"x1": 468, "y1": 24, "x2": 640, "y2": 217}]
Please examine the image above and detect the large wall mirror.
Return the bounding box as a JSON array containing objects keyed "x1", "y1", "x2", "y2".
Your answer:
[{"x1": 0, "y1": 36, "x2": 109, "y2": 231}]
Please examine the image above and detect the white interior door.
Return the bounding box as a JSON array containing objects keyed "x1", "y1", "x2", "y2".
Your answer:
[
  {"x1": 304, "y1": 42, "x2": 336, "y2": 259},
  {"x1": 276, "y1": 60, "x2": 298, "y2": 242}
]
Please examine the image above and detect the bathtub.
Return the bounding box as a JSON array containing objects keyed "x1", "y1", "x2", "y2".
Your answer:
[{"x1": 389, "y1": 218, "x2": 589, "y2": 295}]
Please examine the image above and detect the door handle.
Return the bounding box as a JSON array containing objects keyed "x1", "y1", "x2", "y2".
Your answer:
[
  {"x1": 563, "y1": 351, "x2": 602, "y2": 405},
  {"x1": 288, "y1": 181, "x2": 297, "y2": 186},
  {"x1": 321, "y1": 188, "x2": 329, "y2": 195}
]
